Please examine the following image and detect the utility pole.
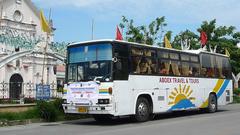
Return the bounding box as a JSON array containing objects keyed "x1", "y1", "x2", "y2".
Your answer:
[{"x1": 91, "y1": 19, "x2": 94, "y2": 40}]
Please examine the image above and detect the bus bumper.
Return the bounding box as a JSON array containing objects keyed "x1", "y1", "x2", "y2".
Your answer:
[{"x1": 62, "y1": 104, "x2": 115, "y2": 115}]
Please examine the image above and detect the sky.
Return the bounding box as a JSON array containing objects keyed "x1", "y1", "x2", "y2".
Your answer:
[{"x1": 32, "y1": 0, "x2": 240, "y2": 43}]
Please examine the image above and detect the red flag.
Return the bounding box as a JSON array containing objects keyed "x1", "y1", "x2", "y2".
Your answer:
[
  {"x1": 116, "y1": 26, "x2": 123, "y2": 40},
  {"x1": 200, "y1": 31, "x2": 207, "y2": 47}
]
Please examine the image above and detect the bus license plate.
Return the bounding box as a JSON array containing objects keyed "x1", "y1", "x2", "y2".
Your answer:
[{"x1": 78, "y1": 107, "x2": 87, "y2": 113}]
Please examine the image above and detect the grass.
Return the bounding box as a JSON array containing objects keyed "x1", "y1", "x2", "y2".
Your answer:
[
  {"x1": 233, "y1": 88, "x2": 240, "y2": 104},
  {"x1": 0, "y1": 108, "x2": 39, "y2": 121}
]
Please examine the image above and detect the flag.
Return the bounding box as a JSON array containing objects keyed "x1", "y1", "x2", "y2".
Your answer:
[
  {"x1": 225, "y1": 48, "x2": 230, "y2": 57},
  {"x1": 200, "y1": 31, "x2": 207, "y2": 47},
  {"x1": 40, "y1": 10, "x2": 51, "y2": 33},
  {"x1": 164, "y1": 36, "x2": 172, "y2": 48},
  {"x1": 116, "y1": 26, "x2": 123, "y2": 40}
]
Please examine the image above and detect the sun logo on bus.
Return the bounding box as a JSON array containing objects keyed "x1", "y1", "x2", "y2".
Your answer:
[{"x1": 168, "y1": 84, "x2": 196, "y2": 110}]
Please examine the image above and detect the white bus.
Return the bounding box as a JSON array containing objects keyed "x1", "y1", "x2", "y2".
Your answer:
[{"x1": 62, "y1": 39, "x2": 233, "y2": 122}]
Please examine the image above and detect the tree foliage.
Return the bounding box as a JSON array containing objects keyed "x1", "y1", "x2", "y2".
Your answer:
[
  {"x1": 172, "y1": 29, "x2": 199, "y2": 50},
  {"x1": 119, "y1": 16, "x2": 167, "y2": 45}
]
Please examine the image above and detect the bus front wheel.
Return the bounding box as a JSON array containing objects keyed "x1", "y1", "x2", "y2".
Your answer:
[
  {"x1": 134, "y1": 97, "x2": 150, "y2": 122},
  {"x1": 207, "y1": 94, "x2": 217, "y2": 113}
]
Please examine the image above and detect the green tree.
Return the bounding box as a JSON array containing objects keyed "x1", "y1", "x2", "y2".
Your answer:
[
  {"x1": 197, "y1": 19, "x2": 236, "y2": 53},
  {"x1": 172, "y1": 29, "x2": 199, "y2": 50},
  {"x1": 119, "y1": 16, "x2": 167, "y2": 45}
]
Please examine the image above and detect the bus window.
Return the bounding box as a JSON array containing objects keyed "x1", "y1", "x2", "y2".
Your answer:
[
  {"x1": 131, "y1": 47, "x2": 157, "y2": 75},
  {"x1": 159, "y1": 60, "x2": 170, "y2": 75},
  {"x1": 190, "y1": 55, "x2": 199, "y2": 62},
  {"x1": 132, "y1": 56, "x2": 141, "y2": 74},
  {"x1": 146, "y1": 58, "x2": 157, "y2": 74},
  {"x1": 216, "y1": 56, "x2": 224, "y2": 78},
  {"x1": 77, "y1": 65, "x2": 84, "y2": 81},
  {"x1": 68, "y1": 65, "x2": 77, "y2": 82},
  {"x1": 159, "y1": 51, "x2": 169, "y2": 58},
  {"x1": 201, "y1": 54, "x2": 215, "y2": 77},
  {"x1": 181, "y1": 54, "x2": 190, "y2": 61},
  {"x1": 182, "y1": 62, "x2": 190, "y2": 76},
  {"x1": 131, "y1": 47, "x2": 143, "y2": 56},
  {"x1": 169, "y1": 53, "x2": 179, "y2": 60},
  {"x1": 139, "y1": 58, "x2": 151, "y2": 74},
  {"x1": 144, "y1": 49, "x2": 156, "y2": 57},
  {"x1": 190, "y1": 63, "x2": 200, "y2": 77},
  {"x1": 171, "y1": 61, "x2": 181, "y2": 76},
  {"x1": 137, "y1": 58, "x2": 157, "y2": 75},
  {"x1": 113, "y1": 43, "x2": 129, "y2": 80},
  {"x1": 222, "y1": 57, "x2": 232, "y2": 79}
]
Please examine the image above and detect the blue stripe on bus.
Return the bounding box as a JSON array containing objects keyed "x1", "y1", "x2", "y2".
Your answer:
[{"x1": 216, "y1": 80, "x2": 230, "y2": 98}]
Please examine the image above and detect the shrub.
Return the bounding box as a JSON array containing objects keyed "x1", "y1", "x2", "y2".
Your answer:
[
  {"x1": 24, "y1": 98, "x2": 36, "y2": 104},
  {"x1": 0, "y1": 99, "x2": 18, "y2": 104},
  {"x1": 233, "y1": 88, "x2": 240, "y2": 96},
  {"x1": 36, "y1": 100, "x2": 57, "y2": 122},
  {"x1": 52, "y1": 98, "x2": 64, "y2": 113}
]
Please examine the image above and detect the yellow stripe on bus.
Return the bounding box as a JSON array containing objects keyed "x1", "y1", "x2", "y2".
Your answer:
[{"x1": 200, "y1": 79, "x2": 224, "y2": 108}]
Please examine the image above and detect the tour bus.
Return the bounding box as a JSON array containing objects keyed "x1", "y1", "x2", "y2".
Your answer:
[{"x1": 62, "y1": 39, "x2": 232, "y2": 122}]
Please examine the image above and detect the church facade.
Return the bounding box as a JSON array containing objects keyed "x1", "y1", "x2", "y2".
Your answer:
[{"x1": 0, "y1": 0, "x2": 65, "y2": 100}]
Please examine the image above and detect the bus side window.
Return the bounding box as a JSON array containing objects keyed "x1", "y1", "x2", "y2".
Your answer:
[
  {"x1": 182, "y1": 62, "x2": 190, "y2": 76},
  {"x1": 190, "y1": 63, "x2": 200, "y2": 77},
  {"x1": 222, "y1": 58, "x2": 232, "y2": 79},
  {"x1": 216, "y1": 56, "x2": 225, "y2": 78},
  {"x1": 200, "y1": 68, "x2": 207, "y2": 77},
  {"x1": 201, "y1": 54, "x2": 215, "y2": 77},
  {"x1": 171, "y1": 61, "x2": 181, "y2": 76},
  {"x1": 139, "y1": 58, "x2": 151, "y2": 74},
  {"x1": 131, "y1": 47, "x2": 142, "y2": 55},
  {"x1": 159, "y1": 60, "x2": 170, "y2": 75},
  {"x1": 148, "y1": 58, "x2": 157, "y2": 74},
  {"x1": 131, "y1": 56, "x2": 141, "y2": 74}
]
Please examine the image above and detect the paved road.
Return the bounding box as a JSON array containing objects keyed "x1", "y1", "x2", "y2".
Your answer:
[{"x1": 1, "y1": 104, "x2": 240, "y2": 135}]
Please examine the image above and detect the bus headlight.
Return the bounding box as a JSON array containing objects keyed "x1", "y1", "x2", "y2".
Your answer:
[{"x1": 63, "y1": 99, "x2": 67, "y2": 104}]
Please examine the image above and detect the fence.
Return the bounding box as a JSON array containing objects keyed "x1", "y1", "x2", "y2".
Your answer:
[{"x1": 0, "y1": 81, "x2": 62, "y2": 100}]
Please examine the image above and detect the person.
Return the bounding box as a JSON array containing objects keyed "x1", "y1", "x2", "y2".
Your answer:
[
  {"x1": 189, "y1": 67, "x2": 193, "y2": 76},
  {"x1": 159, "y1": 62, "x2": 168, "y2": 75},
  {"x1": 200, "y1": 68, "x2": 206, "y2": 76},
  {"x1": 132, "y1": 57, "x2": 141, "y2": 73},
  {"x1": 139, "y1": 58, "x2": 151, "y2": 74},
  {"x1": 207, "y1": 68, "x2": 214, "y2": 77}
]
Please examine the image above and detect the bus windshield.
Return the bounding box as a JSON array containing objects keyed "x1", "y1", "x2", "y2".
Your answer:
[{"x1": 67, "y1": 43, "x2": 112, "y2": 82}]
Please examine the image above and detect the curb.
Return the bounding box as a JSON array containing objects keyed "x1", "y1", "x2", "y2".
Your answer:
[{"x1": 0, "y1": 119, "x2": 42, "y2": 127}]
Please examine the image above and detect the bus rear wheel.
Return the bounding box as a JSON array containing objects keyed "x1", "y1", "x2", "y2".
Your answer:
[
  {"x1": 207, "y1": 94, "x2": 217, "y2": 113},
  {"x1": 134, "y1": 97, "x2": 150, "y2": 122}
]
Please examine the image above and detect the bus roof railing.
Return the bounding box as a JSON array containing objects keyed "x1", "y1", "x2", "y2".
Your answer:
[{"x1": 68, "y1": 39, "x2": 229, "y2": 58}]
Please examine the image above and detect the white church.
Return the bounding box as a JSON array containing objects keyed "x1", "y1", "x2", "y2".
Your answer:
[{"x1": 0, "y1": 0, "x2": 65, "y2": 100}]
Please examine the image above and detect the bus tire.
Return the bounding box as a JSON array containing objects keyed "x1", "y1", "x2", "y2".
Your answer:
[
  {"x1": 207, "y1": 94, "x2": 217, "y2": 113},
  {"x1": 92, "y1": 114, "x2": 112, "y2": 122},
  {"x1": 134, "y1": 97, "x2": 150, "y2": 122}
]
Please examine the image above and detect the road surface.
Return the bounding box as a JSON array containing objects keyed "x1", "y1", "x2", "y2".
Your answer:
[{"x1": 1, "y1": 104, "x2": 240, "y2": 135}]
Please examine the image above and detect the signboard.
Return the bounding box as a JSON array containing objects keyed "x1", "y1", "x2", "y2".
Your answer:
[
  {"x1": 67, "y1": 82, "x2": 99, "y2": 104},
  {"x1": 36, "y1": 84, "x2": 50, "y2": 100}
]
